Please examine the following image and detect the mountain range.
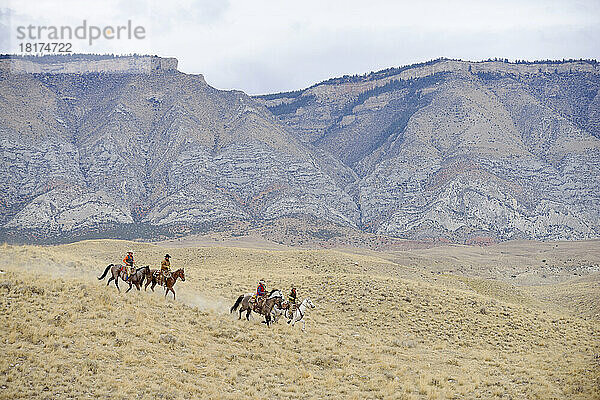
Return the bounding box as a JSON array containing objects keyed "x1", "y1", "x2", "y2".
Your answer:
[{"x1": 1, "y1": 55, "x2": 599, "y2": 243}]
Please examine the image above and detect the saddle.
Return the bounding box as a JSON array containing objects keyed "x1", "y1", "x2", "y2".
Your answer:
[
  {"x1": 251, "y1": 295, "x2": 267, "y2": 313},
  {"x1": 120, "y1": 265, "x2": 135, "y2": 280},
  {"x1": 152, "y1": 270, "x2": 167, "y2": 285}
]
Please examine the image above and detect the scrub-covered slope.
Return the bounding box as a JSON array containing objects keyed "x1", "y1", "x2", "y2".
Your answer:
[{"x1": 0, "y1": 240, "x2": 598, "y2": 399}]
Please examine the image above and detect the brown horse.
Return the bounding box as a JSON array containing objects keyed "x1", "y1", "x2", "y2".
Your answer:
[
  {"x1": 144, "y1": 269, "x2": 160, "y2": 292},
  {"x1": 98, "y1": 264, "x2": 150, "y2": 293},
  {"x1": 144, "y1": 268, "x2": 185, "y2": 299},
  {"x1": 230, "y1": 289, "x2": 283, "y2": 326}
]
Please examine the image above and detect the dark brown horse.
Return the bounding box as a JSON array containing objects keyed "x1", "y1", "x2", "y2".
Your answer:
[
  {"x1": 144, "y1": 269, "x2": 160, "y2": 292},
  {"x1": 144, "y1": 268, "x2": 185, "y2": 299},
  {"x1": 98, "y1": 265, "x2": 150, "y2": 293},
  {"x1": 230, "y1": 289, "x2": 283, "y2": 326}
]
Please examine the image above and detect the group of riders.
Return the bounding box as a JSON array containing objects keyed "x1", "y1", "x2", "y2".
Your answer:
[
  {"x1": 253, "y1": 278, "x2": 299, "y2": 318},
  {"x1": 122, "y1": 251, "x2": 173, "y2": 284},
  {"x1": 121, "y1": 252, "x2": 300, "y2": 315}
]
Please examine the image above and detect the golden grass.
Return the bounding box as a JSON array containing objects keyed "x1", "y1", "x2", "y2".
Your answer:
[{"x1": 0, "y1": 240, "x2": 598, "y2": 399}]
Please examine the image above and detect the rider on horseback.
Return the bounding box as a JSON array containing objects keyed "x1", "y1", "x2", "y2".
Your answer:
[
  {"x1": 161, "y1": 254, "x2": 172, "y2": 284},
  {"x1": 288, "y1": 285, "x2": 297, "y2": 320},
  {"x1": 123, "y1": 251, "x2": 134, "y2": 281},
  {"x1": 255, "y1": 279, "x2": 267, "y2": 309}
]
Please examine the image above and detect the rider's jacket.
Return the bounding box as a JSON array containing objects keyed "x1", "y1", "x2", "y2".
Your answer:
[
  {"x1": 123, "y1": 254, "x2": 134, "y2": 266},
  {"x1": 256, "y1": 283, "x2": 266, "y2": 297},
  {"x1": 289, "y1": 288, "x2": 297, "y2": 303},
  {"x1": 161, "y1": 258, "x2": 171, "y2": 271}
]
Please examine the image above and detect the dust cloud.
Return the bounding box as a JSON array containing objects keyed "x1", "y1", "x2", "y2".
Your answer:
[{"x1": 0, "y1": 244, "x2": 230, "y2": 314}]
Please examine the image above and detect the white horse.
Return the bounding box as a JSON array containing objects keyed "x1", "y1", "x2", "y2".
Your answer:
[
  {"x1": 277, "y1": 298, "x2": 315, "y2": 331},
  {"x1": 271, "y1": 301, "x2": 287, "y2": 323}
]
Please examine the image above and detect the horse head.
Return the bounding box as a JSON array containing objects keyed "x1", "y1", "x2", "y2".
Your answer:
[
  {"x1": 137, "y1": 265, "x2": 150, "y2": 274},
  {"x1": 176, "y1": 268, "x2": 185, "y2": 281},
  {"x1": 266, "y1": 291, "x2": 283, "y2": 309},
  {"x1": 304, "y1": 298, "x2": 316, "y2": 309},
  {"x1": 275, "y1": 295, "x2": 284, "y2": 307}
]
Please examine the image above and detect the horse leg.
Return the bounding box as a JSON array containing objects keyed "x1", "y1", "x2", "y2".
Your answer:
[
  {"x1": 246, "y1": 309, "x2": 251, "y2": 321},
  {"x1": 167, "y1": 286, "x2": 175, "y2": 300},
  {"x1": 126, "y1": 282, "x2": 132, "y2": 293},
  {"x1": 115, "y1": 278, "x2": 120, "y2": 292}
]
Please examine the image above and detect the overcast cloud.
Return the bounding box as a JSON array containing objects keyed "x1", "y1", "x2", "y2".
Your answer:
[{"x1": 1, "y1": 0, "x2": 599, "y2": 94}]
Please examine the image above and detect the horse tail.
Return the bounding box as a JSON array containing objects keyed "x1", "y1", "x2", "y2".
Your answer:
[
  {"x1": 230, "y1": 295, "x2": 244, "y2": 313},
  {"x1": 98, "y1": 264, "x2": 113, "y2": 280}
]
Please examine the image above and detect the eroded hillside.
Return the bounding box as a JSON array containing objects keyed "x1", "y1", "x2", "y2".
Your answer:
[
  {"x1": 1, "y1": 56, "x2": 599, "y2": 243},
  {"x1": 256, "y1": 59, "x2": 600, "y2": 242},
  {"x1": 0, "y1": 56, "x2": 357, "y2": 242}
]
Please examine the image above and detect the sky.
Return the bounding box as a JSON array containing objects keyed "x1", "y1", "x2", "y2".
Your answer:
[{"x1": 1, "y1": 0, "x2": 599, "y2": 94}]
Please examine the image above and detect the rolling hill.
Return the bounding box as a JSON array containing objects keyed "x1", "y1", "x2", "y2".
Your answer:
[{"x1": 0, "y1": 239, "x2": 599, "y2": 399}]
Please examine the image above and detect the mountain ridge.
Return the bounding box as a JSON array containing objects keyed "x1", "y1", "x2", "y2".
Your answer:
[
  {"x1": 255, "y1": 57, "x2": 599, "y2": 99},
  {"x1": 1, "y1": 55, "x2": 598, "y2": 244},
  {"x1": 254, "y1": 57, "x2": 600, "y2": 242}
]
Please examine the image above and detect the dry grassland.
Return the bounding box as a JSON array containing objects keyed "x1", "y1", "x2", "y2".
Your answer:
[{"x1": 0, "y1": 240, "x2": 599, "y2": 399}]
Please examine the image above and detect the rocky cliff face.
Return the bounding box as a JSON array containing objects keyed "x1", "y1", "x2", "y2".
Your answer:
[
  {"x1": 1, "y1": 55, "x2": 178, "y2": 74},
  {"x1": 255, "y1": 59, "x2": 600, "y2": 241},
  {"x1": 1, "y1": 56, "x2": 599, "y2": 242},
  {"x1": 0, "y1": 55, "x2": 358, "y2": 242}
]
